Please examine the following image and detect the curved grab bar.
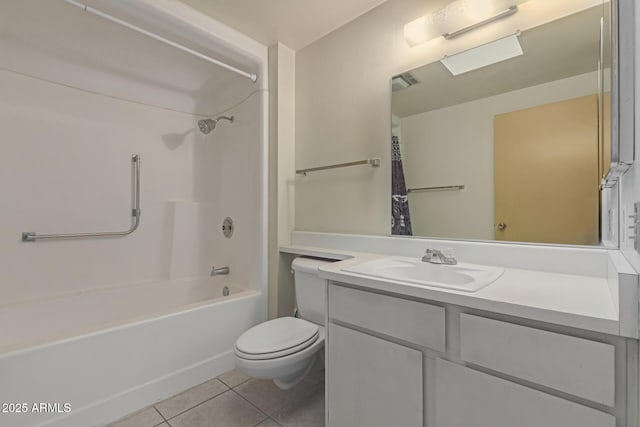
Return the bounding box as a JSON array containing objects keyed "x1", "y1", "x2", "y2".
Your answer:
[{"x1": 22, "y1": 155, "x2": 141, "y2": 242}]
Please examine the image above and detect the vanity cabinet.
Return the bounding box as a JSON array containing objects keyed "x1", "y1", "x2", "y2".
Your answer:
[
  {"x1": 329, "y1": 285, "x2": 445, "y2": 351},
  {"x1": 327, "y1": 323, "x2": 423, "y2": 427},
  {"x1": 434, "y1": 359, "x2": 615, "y2": 427},
  {"x1": 327, "y1": 282, "x2": 622, "y2": 427},
  {"x1": 459, "y1": 313, "x2": 616, "y2": 406}
]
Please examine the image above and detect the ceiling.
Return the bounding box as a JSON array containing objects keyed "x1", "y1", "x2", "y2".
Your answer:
[
  {"x1": 392, "y1": 5, "x2": 605, "y2": 117},
  {"x1": 179, "y1": 0, "x2": 389, "y2": 50}
]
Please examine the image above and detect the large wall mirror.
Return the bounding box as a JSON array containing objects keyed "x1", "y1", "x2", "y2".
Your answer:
[{"x1": 391, "y1": 2, "x2": 615, "y2": 247}]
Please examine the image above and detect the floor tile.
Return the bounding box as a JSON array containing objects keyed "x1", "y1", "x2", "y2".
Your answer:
[
  {"x1": 254, "y1": 418, "x2": 282, "y2": 427},
  {"x1": 302, "y1": 367, "x2": 325, "y2": 387},
  {"x1": 218, "y1": 369, "x2": 252, "y2": 388},
  {"x1": 272, "y1": 386, "x2": 324, "y2": 427},
  {"x1": 234, "y1": 374, "x2": 323, "y2": 416},
  {"x1": 155, "y1": 378, "x2": 229, "y2": 419},
  {"x1": 108, "y1": 406, "x2": 165, "y2": 427},
  {"x1": 233, "y1": 379, "x2": 300, "y2": 416},
  {"x1": 168, "y1": 390, "x2": 267, "y2": 427}
]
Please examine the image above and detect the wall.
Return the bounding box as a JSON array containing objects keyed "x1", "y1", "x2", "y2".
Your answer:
[
  {"x1": 401, "y1": 71, "x2": 599, "y2": 239},
  {"x1": 268, "y1": 42, "x2": 297, "y2": 319},
  {"x1": 294, "y1": 0, "x2": 602, "y2": 235},
  {"x1": 0, "y1": 1, "x2": 267, "y2": 306},
  {"x1": 617, "y1": 0, "x2": 640, "y2": 271}
]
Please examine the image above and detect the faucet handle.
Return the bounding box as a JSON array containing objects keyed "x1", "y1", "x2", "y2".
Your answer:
[
  {"x1": 440, "y1": 248, "x2": 457, "y2": 265},
  {"x1": 422, "y1": 248, "x2": 436, "y2": 262},
  {"x1": 441, "y1": 247, "x2": 455, "y2": 258}
]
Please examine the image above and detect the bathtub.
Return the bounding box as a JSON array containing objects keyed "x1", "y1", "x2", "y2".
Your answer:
[{"x1": 0, "y1": 278, "x2": 264, "y2": 427}]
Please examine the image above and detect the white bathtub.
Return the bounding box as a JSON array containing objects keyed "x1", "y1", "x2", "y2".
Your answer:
[{"x1": 0, "y1": 278, "x2": 264, "y2": 427}]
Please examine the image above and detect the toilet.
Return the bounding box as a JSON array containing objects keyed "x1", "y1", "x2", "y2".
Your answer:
[{"x1": 234, "y1": 257, "x2": 331, "y2": 389}]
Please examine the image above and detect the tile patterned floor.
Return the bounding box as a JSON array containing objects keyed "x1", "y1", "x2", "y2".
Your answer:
[{"x1": 108, "y1": 368, "x2": 325, "y2": 427}]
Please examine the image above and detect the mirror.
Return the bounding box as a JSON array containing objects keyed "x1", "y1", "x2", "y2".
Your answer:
[{"x1": 391, "y1": 3, "x2": 613, "y2": 246}]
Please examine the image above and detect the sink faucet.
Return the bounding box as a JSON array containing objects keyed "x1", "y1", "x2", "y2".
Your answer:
[
  {"x1": 210, "y1": 266, "x2": 230, "y2": 276},
  {"x1": 422, "y1": 249, "x2": 457, "y2": 265}
]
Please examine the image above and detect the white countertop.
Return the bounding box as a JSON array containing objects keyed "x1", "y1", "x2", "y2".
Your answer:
[{"x1": 281, "y1": 244, "x2": 620, "y2": 335}]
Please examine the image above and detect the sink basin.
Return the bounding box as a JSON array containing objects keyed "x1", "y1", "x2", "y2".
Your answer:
[{"x1": 342, "y1": 257, "x2": 504, "y2": 292}]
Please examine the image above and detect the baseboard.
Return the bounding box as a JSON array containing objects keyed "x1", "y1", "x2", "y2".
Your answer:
[{"x1": 37, "y1": 350, "x2": 235, "y2": 427}]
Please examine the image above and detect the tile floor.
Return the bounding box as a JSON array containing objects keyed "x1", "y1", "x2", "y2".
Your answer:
[{"x1": 108, "y1": 368, "x2": 325, "y2": 427}]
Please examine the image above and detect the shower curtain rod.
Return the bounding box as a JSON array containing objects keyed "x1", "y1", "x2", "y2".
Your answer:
[{"x1": 63, "y1": 0, "x2": 258, "y2": 83}]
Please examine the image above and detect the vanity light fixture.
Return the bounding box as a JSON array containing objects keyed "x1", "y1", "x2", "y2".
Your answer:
[
  {"x1": 440, "y1": 33, "x2": 523, "y2": 75},
  {"x1": 443, "y1": 5, "x2": 518, "y2": 39},
  {"x1": 404, "y1": 0, "x2": 527, "y2": 47}
]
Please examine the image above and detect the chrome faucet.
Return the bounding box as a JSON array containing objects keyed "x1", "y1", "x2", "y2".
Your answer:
[
  {"x1": 210, "y1": 266, "x2": 230, "y2": 276},
  {"x1": 422, "y1": 248, "x2": 457, "y2": 265}
]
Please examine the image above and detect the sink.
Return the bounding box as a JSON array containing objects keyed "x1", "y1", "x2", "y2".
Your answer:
[{"x1": 342, "y1": 257, "x2": 504, "y2": 292}]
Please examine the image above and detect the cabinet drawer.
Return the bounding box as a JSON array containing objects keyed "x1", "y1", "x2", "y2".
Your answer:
[
  {"x1": 460, "y1": 314, "x2": 615, "y2": 406},
  {"x1": 435, "y1": 358, "x2": 615, "y2": 427},
  {"x1": 329, "y1": 284, "x2": 445, "y2": 351}
]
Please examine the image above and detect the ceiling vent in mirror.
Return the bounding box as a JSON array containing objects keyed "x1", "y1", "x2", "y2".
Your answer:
[
  {"x1": 392, "y1": 72, "x2": 420, "y2": 92},
  {"x1": 440, "y1": 33, "x2": 523, "y2": 75}
]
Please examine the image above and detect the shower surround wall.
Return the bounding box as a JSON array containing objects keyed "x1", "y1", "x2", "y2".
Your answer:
[
  {"x1": 0, "y1": 0, "x2": 267, "y2": 306},
  {"x1": 0, "y1": 68, "x2": 263, "y2": 302},
  {"x1": 0, "y1": 0, "x2": 268, "y2": 425}
]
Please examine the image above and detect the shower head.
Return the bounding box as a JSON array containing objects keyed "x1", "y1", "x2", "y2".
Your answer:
[
  {"x1": 197, "y1": 115, "x2": 234, "y2": 135},
  {"x1": 198, "y1": 119, "x2": 216, "y2": 135}
]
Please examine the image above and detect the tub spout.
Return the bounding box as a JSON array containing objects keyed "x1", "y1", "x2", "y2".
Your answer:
[{"x1": 210, "y1": 266, "x2": 229, "y2": 276}]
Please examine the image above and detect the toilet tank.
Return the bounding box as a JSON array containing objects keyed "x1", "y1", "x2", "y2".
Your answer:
[{"x1": 291, "y1": 257, "x2": 333, "y2": 326}]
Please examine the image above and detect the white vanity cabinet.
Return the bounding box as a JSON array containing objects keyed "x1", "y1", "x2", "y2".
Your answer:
[
  {"x1": 328, "y1": 323, "x2": 423, "y2": 427},
  {"x1": 459, "y1": 314, "x2": 616, "y2": 406},
  {"x1": 434, "y1": 358, "x2": 615, "y2": 427},
  {"x1": 327, "y1": 282, "x2": 623, "y2": 427},
  {"x1": 327, "y1": 285, "x2": 447, "y2": 426}
]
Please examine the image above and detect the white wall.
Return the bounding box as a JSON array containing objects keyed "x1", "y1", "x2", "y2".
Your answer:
[
  {"x1": 268, "y1": 42, "x2": 297, "y2": 318},
  {"x1": 0, "y1": 1, "x2": 266, "y2": 306},
  {"x1": 617, "y1": 1, "x2": 640, "y2": 271},
  {"x1": 401, "y1": 71, "x2": 599, "y2": 239},
  {"x1": 294, "y1": 0, "x2": 602, "y2": 235}
]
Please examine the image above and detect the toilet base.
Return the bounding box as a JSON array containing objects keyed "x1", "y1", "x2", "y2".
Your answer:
[
  {"x1": 273, "y1": 353, "x2": 319, "y2": 390},
  {"x1": 235, "y1": 348, "x2": 322, "y2": 390}
]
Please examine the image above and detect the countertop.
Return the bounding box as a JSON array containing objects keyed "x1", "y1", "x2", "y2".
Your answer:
[{"x1": 280, "y1": 244, "x2": 620, "y2": 335}]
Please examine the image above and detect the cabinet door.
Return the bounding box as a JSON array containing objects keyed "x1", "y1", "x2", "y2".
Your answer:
[
  {"x1": 328, "y1": 323, "x2": 422, "y2": 427},
  {"x1": 435, "y1": 359, "x2": 615, "y2": 427},
  {"x1": 460, "y1": 314, "x2": 615, "y2": 406}
]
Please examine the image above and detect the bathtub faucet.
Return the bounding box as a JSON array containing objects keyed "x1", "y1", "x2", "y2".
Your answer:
[{"x1": 210, "y1": 266, "x2": 230, "y2": 276}]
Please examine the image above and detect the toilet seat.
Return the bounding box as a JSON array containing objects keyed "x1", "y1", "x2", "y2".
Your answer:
[
  {"x1": 235, "y1": 333, "x2": 318, "y2": 360},
  {"x1": 234, "y1": 317, "x2": 319, "y2": 360}
]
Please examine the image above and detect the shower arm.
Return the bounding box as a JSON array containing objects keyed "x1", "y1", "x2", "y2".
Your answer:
[{"x1": 22, "y1": 155, "x2": 141, "y2": 242}]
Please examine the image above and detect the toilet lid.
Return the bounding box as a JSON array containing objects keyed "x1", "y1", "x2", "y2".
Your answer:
[{"x1": 235, "y1": 317, "x2": 319, "y2": 360}]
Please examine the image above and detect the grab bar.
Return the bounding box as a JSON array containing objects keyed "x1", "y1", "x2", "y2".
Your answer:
[
  {"x1": 407, "y1": 185, "x2": 464, "y2": 193},
  {"x1": 296, "y1": 158, "x2": 381, "y2": 176},
  {"x1": 22, "y1": 154, "x2": 141, "y2": 242}
]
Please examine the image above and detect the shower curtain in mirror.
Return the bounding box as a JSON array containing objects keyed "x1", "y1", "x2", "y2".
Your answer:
[{"x1": 391, "y1": 135, "x2": 412, "y2": 235}]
